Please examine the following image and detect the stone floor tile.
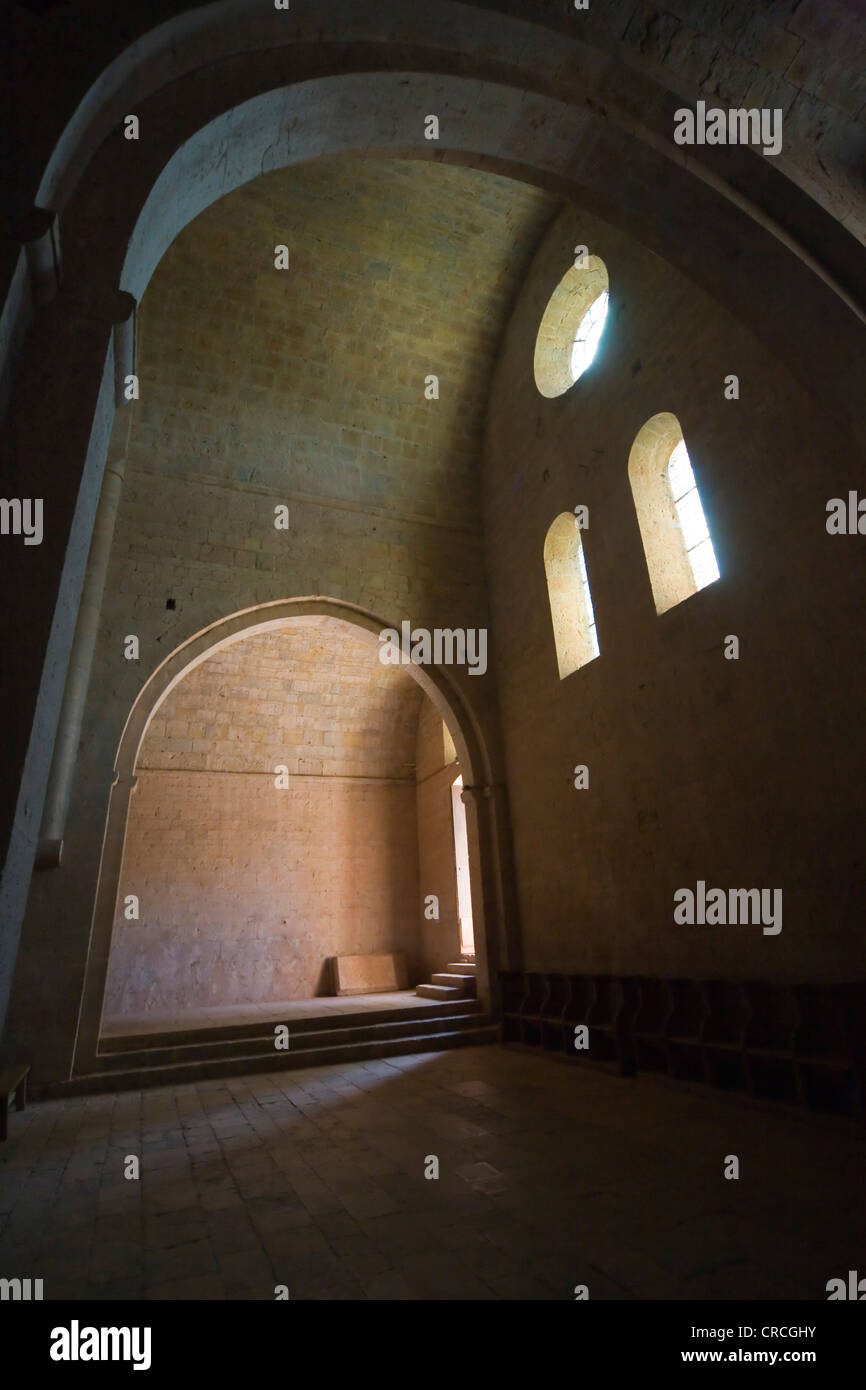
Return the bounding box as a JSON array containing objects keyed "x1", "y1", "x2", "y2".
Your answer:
[{"x1": 2, "y1": 1045, "x2": 863, "y2": 1301}]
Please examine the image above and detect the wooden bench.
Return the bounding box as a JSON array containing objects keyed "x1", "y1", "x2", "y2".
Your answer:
[
  {"x1": 700, "y1": 980, "x2": 750, "y2": 1091},
  {"x1": 519, "y1": 971, "x2": 548, "y2": 1047},
  {"x1": 499, "y1": 971, "x2": 526, "y2": 1043},
  {"x1": 795, "y1": 983, "x2": 866, "y2": 1117},
  {"x1": 497, "y1": 970, "x2": 866, "y2": 1120},
  {"x1": 665, "y1": 978, "x2": 707, "y2": 1082},
  {"x1": 0, "y1": 1058, "x2": 30, "y2": 1141},
  {"x1": 563, "y1": 974, "x2": 595, "y2": 1061},
  {"x1": 587, "y1": 975, "x2": 636, "y2": 1075},
  {"x1": 540, "y1": 972, "x2": 571, "y2": 1053},
  {"x1": 743, "y1": 981, "x2": 799, "y2": 1104},
  {"x1": 632, "y1": 976, "x2": 672, "y2": 1074}
]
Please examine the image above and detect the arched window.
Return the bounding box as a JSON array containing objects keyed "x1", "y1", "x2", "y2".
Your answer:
[
  {"x1": 628, "y1": 412, "x2": 719, "y2": 614},
  {"x1": 570, "y1": 289, "x2": 609, "y2": 382},
  {"x1": 534, "y1": 256, "x2": 609, "y2": 398},
  {"x1": 544, "y1": 512, "x2": 600, "y2": 679}
]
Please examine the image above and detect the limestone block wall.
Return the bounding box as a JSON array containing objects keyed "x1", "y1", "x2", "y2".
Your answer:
[
  {"x1": 101, "y1": 622, "x2": 424, "y2": 1018},
  {"x1": 77, "y1": 156, "x2": 549, "y2": 798},
  {"x1": 483, "y1": 204, "x2": 866, "y2": 984},
  {"x1": 103, "y1": 771, "x2": 419, "y2": 1018}
]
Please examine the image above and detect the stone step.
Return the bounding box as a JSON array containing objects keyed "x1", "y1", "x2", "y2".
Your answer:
[
  {"x1": 416, "y1": 983, "x2": 465, "y2": 1000},
  {"x1": 35, "y1": 1020, "x2": 498, "y2": 1098},
  {"x1": 101, "y1": 997, "x2": 481, "y2": 1054},
  {"x1": 96, "y1": 1005, "x2": 484, "y2": 1069},
  {"x1": 446, "y1": 962, "x2": 476, "y2": 976},
  {"x1": 431, "y1": 972, "x2": 472, "y2": 989}
]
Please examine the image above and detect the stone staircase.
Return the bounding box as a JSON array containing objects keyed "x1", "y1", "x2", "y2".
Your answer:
[
  {"x1": 416, "y1": 957, "x2": 477, "y2": 1002},
  {"x1": 35, "y1": 995, "x2": 495, "y2": 1097}
]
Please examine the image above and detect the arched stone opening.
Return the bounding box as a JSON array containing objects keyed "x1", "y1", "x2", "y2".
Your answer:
[{"x1": 73, "y1": 598, "x2": 500, "y2": 1074}]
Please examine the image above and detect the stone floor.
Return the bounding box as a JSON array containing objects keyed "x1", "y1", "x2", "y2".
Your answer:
[
  {"x1": 102, "y1": 990, "x2": 453, "y2": 1038},
  {"x1": 1, "y1": 1045, "x2": 863, "y2": 1300}
]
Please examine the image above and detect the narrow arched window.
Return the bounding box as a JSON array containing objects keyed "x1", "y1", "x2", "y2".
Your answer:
[
  {"x1": 628, "y1": 413, "x2": 719, "y2": 614},
  {"x1": 666, "y1": 439, "x2": 720, "y2": 591},
  {"x1": 534, "y1": 257, "x2": 609, "y2": 398},
  {"x1": 544, "y1": 513, "x2": 600, "y2": 679},
  {"x1": 570, "y1": 289, "x2": 609, "y2": 382}
]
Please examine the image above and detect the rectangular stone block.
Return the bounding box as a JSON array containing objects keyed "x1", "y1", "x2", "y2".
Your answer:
[{"x1": 331, "y1": 952, "x2": 408, "y2": 996}]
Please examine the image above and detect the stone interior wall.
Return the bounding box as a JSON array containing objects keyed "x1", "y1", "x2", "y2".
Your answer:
[
  {"x1": 13, "y1": 141, "x2": 865, "y2": 1082},
  {"x1": 10, "y1": 158, "x2": 550, "y2": 1075},
  {"x1": 484, "y1": 204, "x2": 866, "y2": 984}
]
